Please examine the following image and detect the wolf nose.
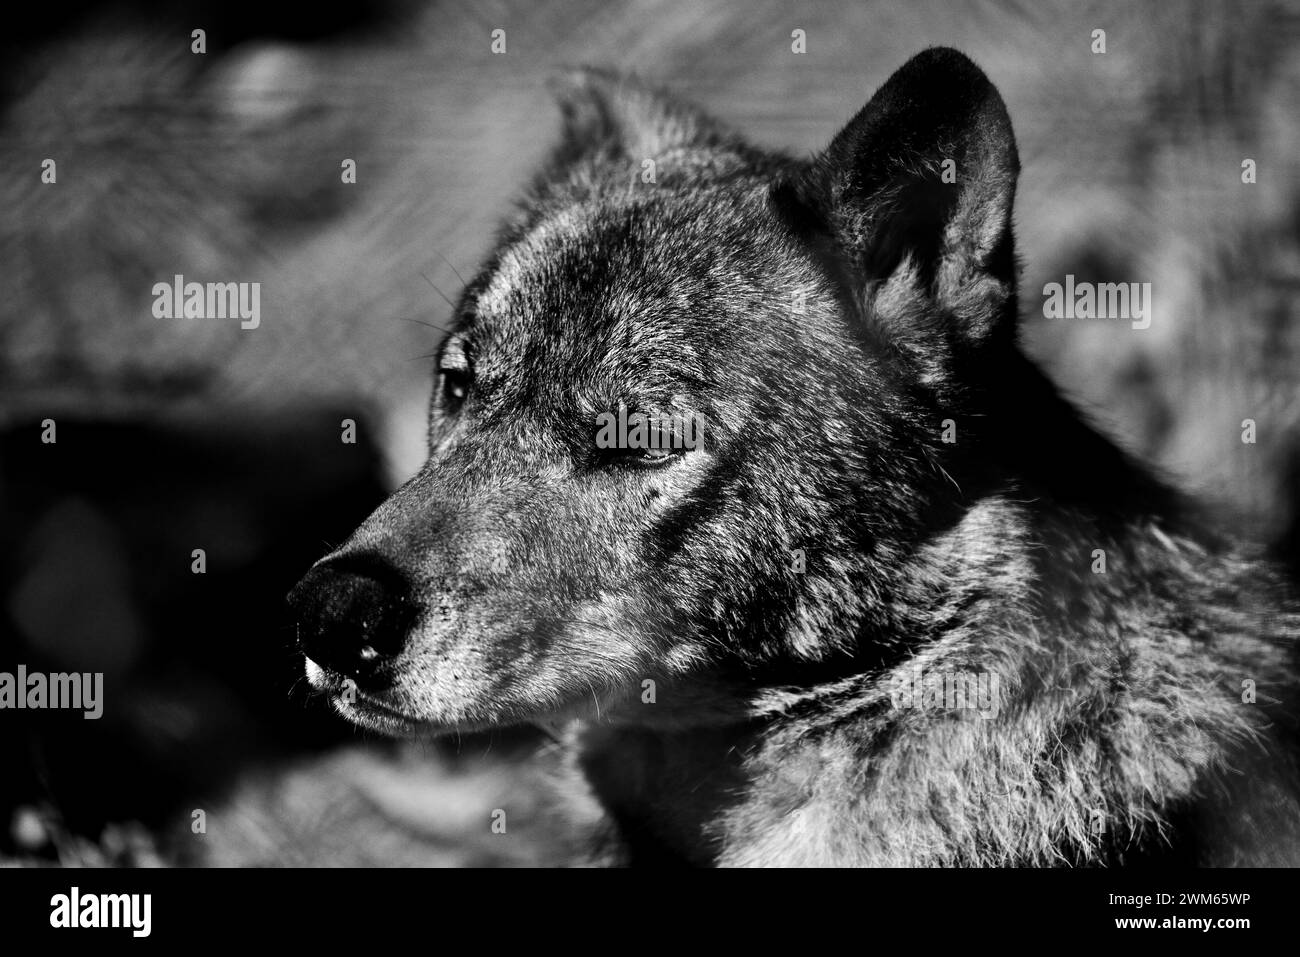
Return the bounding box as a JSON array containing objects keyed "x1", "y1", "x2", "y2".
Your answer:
[{"x1": 287, "y1": 554, "x2": 414, "y2": 682}]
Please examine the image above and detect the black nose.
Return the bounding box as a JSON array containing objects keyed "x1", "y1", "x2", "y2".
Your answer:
[{"x1": 287, "y1": 554, "x2": 415, "y2": 682}]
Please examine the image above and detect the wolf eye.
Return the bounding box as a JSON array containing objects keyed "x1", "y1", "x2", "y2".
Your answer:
[
  {"x1": 622, "y1": 447, "x2": 678, "y2": 468},
  {"x1": 598, "y1": 446, "x2": 683, "y2": 470},
  {"x1": 440, "y1": 367, "x2": 471, "y2": 408},
  {"x1": 595, "y1": 419, "x2": 693, "y2": 470}
]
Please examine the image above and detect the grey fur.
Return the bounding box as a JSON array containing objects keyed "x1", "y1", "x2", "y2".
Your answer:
[{"x1": 293, "y1": 49, "x2": 1300, "y2": 866}]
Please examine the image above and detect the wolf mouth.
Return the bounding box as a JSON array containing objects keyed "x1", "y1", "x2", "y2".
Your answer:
[
  {"x1": 331, "y1": 693, "x2": 425, "y2": 736},
  {"x1": 304, "y1": 656, "x2": 425, "y2": 734}
]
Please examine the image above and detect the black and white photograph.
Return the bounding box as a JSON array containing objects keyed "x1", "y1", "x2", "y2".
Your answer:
[{"x1": 1, "y1": 0, "x2": 1297, "y2": 934}]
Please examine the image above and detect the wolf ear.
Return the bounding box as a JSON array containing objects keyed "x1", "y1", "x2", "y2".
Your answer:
[
  {"x1": 547, "y1": 67, "x2": 729, "y2": 165},
  {"x1": 780, "y1": 48, "x2": 1020, "y2": 368}
]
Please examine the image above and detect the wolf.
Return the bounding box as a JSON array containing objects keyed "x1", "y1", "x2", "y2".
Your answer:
[{"x1": 288, "y1": 48, "x2": 1300, "y2": 866}]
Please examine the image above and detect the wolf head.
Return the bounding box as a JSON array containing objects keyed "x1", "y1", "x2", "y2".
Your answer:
[{"x1": 288, "y1": 48, "x2": 1026, "y2": 735}]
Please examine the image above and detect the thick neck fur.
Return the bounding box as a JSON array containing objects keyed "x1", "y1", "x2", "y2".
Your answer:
[{"x1": 576, "y1": 356, "x2": 1300, "y2": 867}]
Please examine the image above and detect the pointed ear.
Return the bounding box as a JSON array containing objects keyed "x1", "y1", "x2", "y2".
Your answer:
[
  {"x1": 782, "y1": 48, "x2": 1020, "y2": 367},
  {"x1": 547, "y1": 67, "x2": 730, "y2": 165}
]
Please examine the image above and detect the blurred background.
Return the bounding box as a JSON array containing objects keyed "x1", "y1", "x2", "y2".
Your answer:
[{"x1": 1, "y1": 0, "x2": 1297, "y2": 866}]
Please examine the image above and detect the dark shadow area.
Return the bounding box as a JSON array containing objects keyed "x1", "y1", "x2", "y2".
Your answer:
[{"x1": 0, "y1": 409, "x2": 392, "y2": 861}]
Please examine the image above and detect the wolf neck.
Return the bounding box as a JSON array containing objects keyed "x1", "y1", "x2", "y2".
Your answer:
[
  {"x1": 732, "y1": 500, "x2": 1297, "y2": 866},
  {"x1": 583, "y1": 508, "x2": 1275, "y2": 866}
]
